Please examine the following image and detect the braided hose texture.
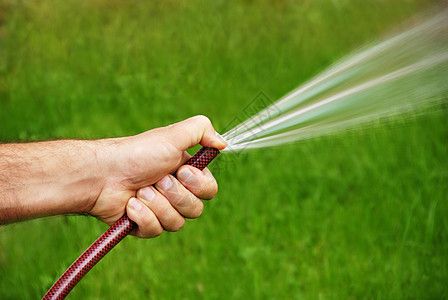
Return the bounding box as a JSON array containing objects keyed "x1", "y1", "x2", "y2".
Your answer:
[{"x1": 43, "y1": 147, "x2": 220, "y2": 300}]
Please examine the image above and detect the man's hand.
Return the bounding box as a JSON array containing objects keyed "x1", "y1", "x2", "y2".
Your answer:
[
  {"x1": 0, "y1": 116, "x2": 226, "y2": 238},
  {"x1": 91, "y1": 116, "x2": 226, "y2": 237}
]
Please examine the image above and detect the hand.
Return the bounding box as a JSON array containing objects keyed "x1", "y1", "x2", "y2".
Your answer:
[{"x1": 89, "y1": 116, "x2": 227, "y2": 238}]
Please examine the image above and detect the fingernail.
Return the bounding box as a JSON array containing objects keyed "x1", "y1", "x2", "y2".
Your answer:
[
  {"x1": 140, "y1": 187, "x2": 155, "y2": 201},
  {"x1": 158, "y1": 176, "x2": 173, "y2": 190},
  {"x1": 178, "y1": 167, "x2": 194, "y2": 183},
  {"x1": 215, "y1": 132, "x2": 227, "y2": 146},
  {"x1": 129, "y1": 197, "x2": 142, "y2": 211}
]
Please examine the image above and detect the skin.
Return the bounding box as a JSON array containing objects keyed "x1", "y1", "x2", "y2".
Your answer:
[{"x1": 0, "y1": 115, "x2": 227, "y2": 238}]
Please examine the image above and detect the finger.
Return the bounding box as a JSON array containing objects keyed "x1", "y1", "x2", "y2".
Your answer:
[
  {"x1": 155, "y1": 174, "x2": 204, "y2": 219},
  {"x1": 176, "y1": 165, "x2": 218, "y2": 200},
  {"x1": 164, "y1": 115, "x2": 227, "y2": 151},
  {"x1": 180, "y1": 150, "x2": 192, "y2": 165},
  {"x1": 126, "y1": 197, "x2": 163, "y2": 238},
  {"x1": 136, "y1": 185, "x2": 186, "y2": 232}
]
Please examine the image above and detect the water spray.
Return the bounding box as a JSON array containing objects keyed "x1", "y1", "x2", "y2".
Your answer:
[
  {"x1": 43, "y1": 7, "x2": 447, "y2": 299},
  {"x1": 223, "y1": 8, "x2": 448, "y2": 150}
]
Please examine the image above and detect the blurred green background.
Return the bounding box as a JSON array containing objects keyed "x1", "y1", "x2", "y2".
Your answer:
[{"x1": 0, "y1": 0, "x2": 447, "y2": 299}]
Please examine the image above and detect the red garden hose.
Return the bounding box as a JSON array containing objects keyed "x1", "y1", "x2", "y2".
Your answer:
[{"x1": 42, "y1": 146, "x2": 220, "y2": 300}]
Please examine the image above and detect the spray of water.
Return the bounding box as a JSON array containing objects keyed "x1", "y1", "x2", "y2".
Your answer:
[{"x1": 222, "y1": 8, "x2": 448, "y2": 152}]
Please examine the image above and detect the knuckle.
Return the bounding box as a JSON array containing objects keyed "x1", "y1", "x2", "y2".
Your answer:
[
  {"x1": 210, "y1": 181, "x2": 219, "y2": 197},
  {"x1": 188, "y1": 192, "x2": 200, "y2": 206},
  {"x1": 163, "y1": 215, "x2": 178, "y2": 231},
  {"x1": 168, "y1": 217, "x2": 185, "y2": 232},
  {"x1": 185, "y1": 177, "x2": 201, "y2": 192},
  {"x1": 198, "y1": 170, "x2": 218, "y2": 198},
  {"x1": 194, "y1": 180, "x2": 207, "y2": 195},
  {"x1": 194, "y1": 115, "x2": 211, "y2": 125},
  {"x1": 151, "y1": 226, "x2": 164, "y2": 237},
  {"x1": 189, "y1": 200, "x2": 204, "y2": 219},
  {"x1": 140, "y1": 216, "x2": 163, "y2": 238},
  {"x1": 157, "y1": 205, "x2": 171, "y2": 219},
  {"x1": 169, "y1": 191, "x2": 187, "y2": 207},
  {"x1": 140, "y1": 211, "x2": 156, "y2": 229},
  {"x1": 199, "y1": 180, "x2": 218, "y2": 200}
]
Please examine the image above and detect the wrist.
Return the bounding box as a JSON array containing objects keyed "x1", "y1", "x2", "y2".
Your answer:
[
  {"x1": 33, "y1": 139, "x2": 108, "y2": 217},
  {"x1": 74, "y1": 139, "x2": 110, "y2": 215}
]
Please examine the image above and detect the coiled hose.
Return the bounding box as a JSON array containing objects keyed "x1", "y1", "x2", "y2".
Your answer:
[{"x1": 43, "y1": 147, "x2": 220, "y2": 299}]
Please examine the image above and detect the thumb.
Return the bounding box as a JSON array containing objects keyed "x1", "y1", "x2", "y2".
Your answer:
[{"x1": 164, "y1": 115, "x2": 227, "y2": 151}]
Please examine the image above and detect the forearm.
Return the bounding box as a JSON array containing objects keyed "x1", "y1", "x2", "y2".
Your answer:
[{"x1": 0, "y1": 140, "x2": 105, "y2": 224}]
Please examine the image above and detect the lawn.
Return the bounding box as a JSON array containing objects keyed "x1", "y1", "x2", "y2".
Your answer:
[{"x1": 0, "y1": 0, "x2": 447, "y2": 299}]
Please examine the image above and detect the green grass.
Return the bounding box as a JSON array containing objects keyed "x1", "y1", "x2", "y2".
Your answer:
[{"x1": 1, "y1": 0, "x2": 447, "y2": 299}]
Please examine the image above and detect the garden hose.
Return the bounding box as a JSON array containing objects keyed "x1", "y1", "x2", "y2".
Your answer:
[{"x1": 42, "y1": 146, "x2": 220, "y2": 300}]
